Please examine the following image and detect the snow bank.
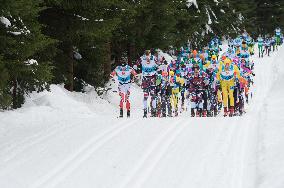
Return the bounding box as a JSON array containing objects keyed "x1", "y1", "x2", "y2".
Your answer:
[{"x1": 23, "y1": 84, "x2": 119, "y2": 116}]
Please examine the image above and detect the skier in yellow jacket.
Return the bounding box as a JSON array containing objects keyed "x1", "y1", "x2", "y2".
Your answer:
[{"x1": 217, "y1": 58, "x2": 241, "y2": 117}]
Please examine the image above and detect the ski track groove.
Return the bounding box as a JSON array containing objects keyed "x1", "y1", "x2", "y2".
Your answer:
[
  {"x1": 30, "y1": 119, "x2": 136, "y2": 188},
  {"x1": 117, "y1": 118, "x2": 186, "y2": 188},
  {"x1": 0, "y1": 122, "x2": 68, "y2": 165},
  {"x1": 234, "y1": 50, "x2": 276, "y2": 188},
  {"x1": 212, "y1": 119, "x2": 240, "y2": 188}
]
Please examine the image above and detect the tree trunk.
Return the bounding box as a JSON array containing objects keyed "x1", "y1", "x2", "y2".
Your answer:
[
  {"x1": 67, "y1": 45, "x2": 74, "y2": 92},
  {"x1": 12, "y1": 78, "x2": 17, "y2": 109},
  {"x1": 104, "y1": 41, "x2": 112, "y2": 82},
  {"x1": 127, "y1": 42, "x2": 136, "y2": 66}
]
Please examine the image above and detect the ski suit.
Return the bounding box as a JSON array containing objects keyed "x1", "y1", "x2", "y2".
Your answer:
[
  {"x1": 160, "y1": 75, "x2": 172, "y2": 117},
  {"x1": 271, "y1": 37, "x2": 276, "y2": 51},
  {"x1": 111, "y1": 65, "x2": 137, "y2": 111},
  {"x1": 275, "y1": 28, "x2": 281, "y2": 45},
  {"x1": 179, "y1": 66, "x2": 189, "y2": 108},
  {"x1": 264, "y1": 39, "x2": 271, "y2": 56},
  {"x1": 205, "y1": 67, "x2": 220, "y2": 116},
  {"x1": 257, "y1": 37, "x2": 264, "y2": 57},
  {"x1": 139, "y1": 55, "x2": 158, "y2": 116},
  {"x1": 217, "y1": 60, "x2": 241, "y2": 111},
  {"x1": 169, "y1": 75, "x2": 184, "y2": 116},
  {"x1": 234, "y1": 37, "x2": 242, "y2": 48},
  {"x1": 187, "y1": 71, "x2": 209, "y2": 117}
]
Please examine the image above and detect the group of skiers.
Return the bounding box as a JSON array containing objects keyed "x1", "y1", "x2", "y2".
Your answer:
[
  {"x1": 111, "y1": 28, "x2": 282, "y2": 118},
  {"x1": 256, "y1": 27, "x2": 283, "y2": 58}
]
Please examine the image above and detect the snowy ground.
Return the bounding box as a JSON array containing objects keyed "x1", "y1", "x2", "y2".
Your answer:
[{"x1": 0, "y1": 46, "x2": 284, "y2": 188}]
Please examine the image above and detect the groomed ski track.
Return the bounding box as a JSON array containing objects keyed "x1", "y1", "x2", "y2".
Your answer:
[{"x1": 0, "y1": 46, "x2": 283, "y2": 188}]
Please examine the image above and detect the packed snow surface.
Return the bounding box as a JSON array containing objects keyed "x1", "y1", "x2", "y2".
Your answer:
[{"x1": 0, "y1": 45, "x2": 284, "y2": 188}]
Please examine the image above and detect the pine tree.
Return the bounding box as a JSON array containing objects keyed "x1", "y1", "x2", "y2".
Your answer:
[
  {"x1": 0, "y1": 0, "x2": 54, "y2": 109},
  {"x1": 174, "y1": 0, "x2": 242, "y2": 48},
  {"x1": 110, "y1": 0, "x2": 178, "y2": 65},
  {"x1": 254, "y1": 0, "x2": 284, "y2": 34},
  {"x1": 40, "y1": 0, "x2": 124, "y2": 91},
  {"x1": 0, "y1": 56, "x2": 11, "y2": 109},
  {"x1": 228, "y1": 0, "x2": 257, "y2": 35}
]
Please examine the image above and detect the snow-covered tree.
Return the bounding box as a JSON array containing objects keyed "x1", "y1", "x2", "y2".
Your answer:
[
  {"x1": 0, "y1": 0, "x2": 54, "y2": 109},
  {"x1": 173, "y1": 0, "x2": 243, "y2": 48},
  {"x1": 40, "y1": 0, "x2": 126, "y2": 91}
]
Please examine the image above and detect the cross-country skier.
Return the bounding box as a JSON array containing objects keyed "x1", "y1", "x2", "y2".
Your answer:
[
  {"x1": 111, "y1": 57, "x2": 137, "y2": 118},
  {"x1": 275, "y1": 27, "x2": 282, "y2": 46},
  {"x1": 136, "y1": 50, "x2": 158, "y2": 118},
  {"x1": 264, "y1": 37, "x2": 271, "y2": 56},
  {"x1": 257, "y1": 35, "x2": 264, "y2": 58},
  {"x1": 217, "y1": 58, "x2": 241, "y2": 117},
  {"x1": 187, "y1": 64, "x2": 209, "y2": 117}
]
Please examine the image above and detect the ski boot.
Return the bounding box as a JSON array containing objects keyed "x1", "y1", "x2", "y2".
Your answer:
[
  {"x1": 239, "y1": 108, "x2": 243, "y2": 116},
  {"x1": 202, "y1": 110, "x2": 207, "y2": 117},
  {"x1": 143, "y1": 109, "x2": 147, "y2": 118},
  {"x1": 245, "y1": 94, "x2": 249, "y2": 104},
  {"x1": 214, "y1": 108, "x2": 218, "y2": 117},
  {"x1": 218, "y1": 102, "x2": 222, "y2": 111},
  {"x1": 191, "y1": 109, "x2": 195, "y2": 117},
  {"x1": 175, "y1": 109, "x2": 178, "y2": 117},
  {"x1": 168, "y1": 110, "x2": 173, "y2": 117},
  {"x1": 157, "y1": 109, "x2": 161, "y2": 118},
  {"x1": 127, "y1": 110, "x2": 130, "y2": 118},
  {"x1": 151, "y1": 109, "x2": 157, "y2": 117},
  {"x1": 181, "y1": 102, "x2": 186, "y2": 111},
  {"x1": 223, "y1": 107, "x2": 228, "y2": 117},
  {"x1": 119, "y1": 108, "x2": 123, "y2": 118},
  {"x1": 196, "y1": 109, "x2": 202, "y2": 117},
  {"x1": 229, "y1": 107, "x2": 234, "y2": 117}
]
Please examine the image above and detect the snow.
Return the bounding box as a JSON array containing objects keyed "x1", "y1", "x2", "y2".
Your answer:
[
  {"x1": 25, "y1": 59, "x2": 38, "y2": 66},
  {"x1": 214, "y1": 0, "x2": 219, "y2": 5},
  {"x1": 2, "y1": 16, "x2": 31, "y2": 36},
  {"x1": 256, "y1": 47, "x2": 284, "y2": 188},
  {"x1": 0, "y1": 44, "x2": 284, "y2": 188},
  {"x1": 158, "y1": 49, "x2": 174, "y2": 63},
  {"x1": 205, "y1": 23, "x2": 213, "y2": 34},
  {"x1": 7, "y1": 28, "x2": 30, "y2": 36},
  {"x1": 0, "y1": 16, "x2": 11, "y2": 28},
  {"x1": 74, "y1": 14, "x2": 89, "y2": 21},
  {"x1": 206, "y1": 7, "x2": 212, "y2": 25},
  {"x1": 8, "y1": 31, "x2": 22, "y2": 35},
  {"x1": 239, "y1": 13, "x2": 244, "y2": 21},
  {"x1": 186, "y1": 0, "x2": 198, "y2": 9}
]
